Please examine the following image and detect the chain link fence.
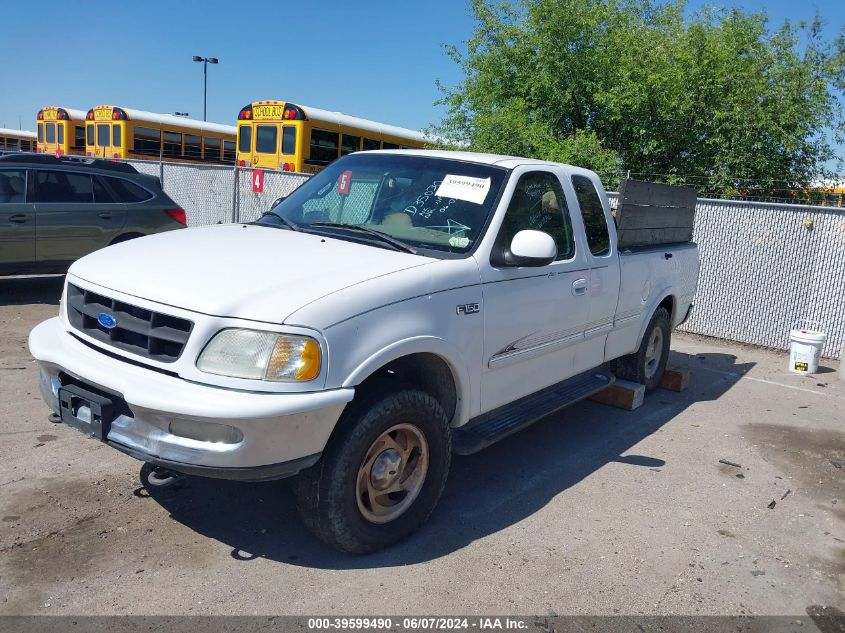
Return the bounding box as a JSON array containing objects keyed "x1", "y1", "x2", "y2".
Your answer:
[{"x1": 125, "y1": 160, "x2": 842, "y2": 359}]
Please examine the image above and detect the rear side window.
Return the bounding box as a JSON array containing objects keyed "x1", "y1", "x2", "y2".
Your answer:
[
  {"x1": 0, "y1": 170, "x2": 27, "y2": 204},
  {"x1": 309, "y1": 129, "x2": 339, "y2": 164},
  {"x1": 238, "y1": 126, "x2": 252, "y2": 153},
  {"x1": 35, "y1": 171, "x2": 94, "y2": 203},
  {"x1": 184, "y1": 134, "x2": 202, "y2": 159},
  {"x1": 163, "y1": 131, "x2": 182, "y2": 157},
  {"x1": 497, "y1": 171, "x2": 575, "y2": 261},
  {"x1": 134, "y1": 126, "x2": 160, "y2": 156},
  {"x1": 571, "y1": 175, "x2": 610, "y2": 256},
  {"x1": 282, "y1": 127, "x2": 296, "y2": 155},
  {"x1": 93, "y1": 177, "x2": 115, "y2": 203},
  {"x1": 106, "y1": 177, "x2": 154, "y2": 203},
  {"x1": 341, "y1": 134, "x2": 360, "y2": 156}
]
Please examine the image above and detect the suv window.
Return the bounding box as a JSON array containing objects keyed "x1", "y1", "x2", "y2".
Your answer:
[
  {"x1": 571, "y1": 175, "x2": 610, "y2": 256},
  {"x1": 93, "y1": 176, "x2": 115, "y2": 203},
  {"x1": 497, "y1": 171, "x2": 575, "y2": 260},
  {"x1": 0, "y1": 170, "x2": 27, "y2": 204},
  {"x1": 106, "y1": 177, "x2": 153, "y2": 203},
  {"x1": 35, "y1": 171, "x2": 94, "y2": 203}
]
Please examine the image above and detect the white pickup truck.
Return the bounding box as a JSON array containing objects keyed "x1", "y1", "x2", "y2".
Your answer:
[{"x1": 30, "y1": 150, "x2": 699, "y2": 553}]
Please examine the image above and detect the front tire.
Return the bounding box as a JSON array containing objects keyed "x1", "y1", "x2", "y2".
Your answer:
[
  {"x1": 293, "y1": 387, "x2": 451, "y2": 554},
  {"x1": 611, "y1": 306, "x2": 671, "y2": 391}
]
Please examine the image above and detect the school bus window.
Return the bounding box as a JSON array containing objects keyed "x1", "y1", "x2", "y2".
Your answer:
[
  {"x1": 223, "y1": 140, "x2": 236, "y2": 163},
  {"x1": 134, "y1": 126, "x2": 160, "y2": 156},
  {"x1": 86, "y1": 125, "x2": 94, "y2": 146},
  {"x1": 256, "y1": 125, "x2": 277, "y2": 154},
  {"x1": 204, "y1": 136, "x2": 221, "y2": 160},
  {"x1": 163, "y1": 131, "x2": 182, "y2": 158},
  {"x1": 97, "y1": 124, "x2": 109, "y2": 147},
  {"x1": 58, "y1": 125, "x2": 65, "y2": 145},
  {"x1": 74, "y1": 126, "x2": 85, "y2": 149},
  {"x1": 363, "y1": 138, "x2": 380, "y2": 151},
  {"x1": 309, "y1": 129, "x2": 339, "y2": 164},
  {"x1": 341, "y1": 134, "x2": 360, "y2": 156},
  {"x1": 282, "y1": 127, "x2": 296, "y2": 155},
  {"x1": 382, "y1": 141, "x2": 399, "y2": 150},
  {"x1": 238, "y1": 126, "x2": 251, "y2": 153},
  {"x1": 46, "y1": 123, "x2": 56, "y2": 144},
  {"x1": 113, "y1": 125, "x2": 122, "y2": 148},
  {"x1": 185, "y1": 134, "x2": 202, "y2": 159},
  {"x1": 38, "y1": 123, "x2": 44, "y2": 143}
]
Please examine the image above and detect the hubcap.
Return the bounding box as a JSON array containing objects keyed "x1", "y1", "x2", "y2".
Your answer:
[
  {"x1": 644, "y1": 327, "x2": 664, "y2": 379},
  {"x1": 356, "y1": 423, "x2": 429, "y2": 524}
]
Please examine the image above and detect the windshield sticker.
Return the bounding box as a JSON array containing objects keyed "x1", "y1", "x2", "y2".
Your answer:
[
  {"x1": 448, "y1": 235, "x2": 470, "y2": 248},
  {"x1": 435, "y1": 175, "x2": 491, "y2": 205},
  {"x1": 336, "y1": 170, "x2": 353, "y2": 195}
]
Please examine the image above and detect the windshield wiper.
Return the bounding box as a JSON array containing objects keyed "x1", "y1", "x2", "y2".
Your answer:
[
  {"x1": 258, "y1": 211, "x2": 302, "y2": 232},
  {"x1": 308, "y1": 222, "x2": 417, "y2": 254}
]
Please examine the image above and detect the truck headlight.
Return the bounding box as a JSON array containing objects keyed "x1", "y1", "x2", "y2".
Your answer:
[{"x1": 196, "y1": 329, "x2": 321, "y2": 381}]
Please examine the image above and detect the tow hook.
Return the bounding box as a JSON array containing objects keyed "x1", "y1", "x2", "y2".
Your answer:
[{"x1": 140, "y1": 462, "x2": 183, "y2": 489}]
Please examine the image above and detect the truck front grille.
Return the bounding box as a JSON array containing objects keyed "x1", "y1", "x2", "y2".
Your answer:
[{"x1": 66, "y1": 283, "x2": 193, "y2": 363}]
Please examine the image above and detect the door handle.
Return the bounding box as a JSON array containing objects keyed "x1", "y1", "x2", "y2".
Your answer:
[
  {"x1": 98, "y1": 212, "x2": 113, "y2": 219},
  {"x1": 572, "y1": 278, "x2": 588, "y2": 296},
  {"x1": 8, "y1": 214, "x2": 27, "y2": 224}
]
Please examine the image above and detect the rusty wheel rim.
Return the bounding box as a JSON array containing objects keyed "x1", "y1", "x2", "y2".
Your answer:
[{"x1": 356, "y1": 423, "x2": 429, "y2": 524}]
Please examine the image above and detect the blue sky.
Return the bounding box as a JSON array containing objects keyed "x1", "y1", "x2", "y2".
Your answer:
[{"x1": 1, "y1": 0, "x2": 841, "y2": 165}]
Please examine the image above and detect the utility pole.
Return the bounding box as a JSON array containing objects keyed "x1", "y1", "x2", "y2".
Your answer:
[{"x1": 192, "y1": 56, "x2": 219, "y2": 121}]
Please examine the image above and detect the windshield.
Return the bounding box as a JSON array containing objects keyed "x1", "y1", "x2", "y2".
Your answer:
[{"x1": 257, "y1": 153, "x2": 507, "y2": 255}]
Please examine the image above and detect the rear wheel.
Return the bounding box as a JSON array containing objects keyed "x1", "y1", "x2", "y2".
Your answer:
[
  {"x1": 293, "y1": 387, "x2": 451, "y2": 554},
  {"x1": 109, "y1": 232, "x2": 144, "y2": 246},
  {"x1": 612, "y1": 306, "x2": 671, "y2": 391}
]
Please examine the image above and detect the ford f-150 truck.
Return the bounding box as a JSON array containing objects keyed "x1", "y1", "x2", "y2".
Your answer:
[{"x1": 29, "y1": 150, "x2": 699, "y2": 553}]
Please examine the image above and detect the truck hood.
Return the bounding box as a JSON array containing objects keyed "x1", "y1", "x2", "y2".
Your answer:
[{"x1": 69, "y1": 224, "x2": 434, "y2": 323}]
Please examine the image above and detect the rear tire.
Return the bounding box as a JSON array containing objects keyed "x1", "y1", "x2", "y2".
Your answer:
[
  {"x1": 293, "y1": 387, "x2": 451, "y2": 554},
  {"x1": 109, "y1": 232, "x2": 144, "y2": 246},
  {"x1": 611, "y1": 306, "x2": 671, "y2": 391}
]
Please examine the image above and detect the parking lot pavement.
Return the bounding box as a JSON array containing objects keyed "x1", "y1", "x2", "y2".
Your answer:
[{"x1": 0, "y1": 275, "x2": 842, "y2": 616}]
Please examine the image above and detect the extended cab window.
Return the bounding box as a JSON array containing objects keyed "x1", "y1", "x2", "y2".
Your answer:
[
  {"x1": 497, "y1": 172, "x2": 575, "y2": 260},
  {"x1": 572, "y1": 175, "x2": 610, "y2": 256}
]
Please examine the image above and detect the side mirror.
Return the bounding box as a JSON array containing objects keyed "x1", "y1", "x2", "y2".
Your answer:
[{"x1": 504, "y1": 230, "x2": 557, "y2": 267}]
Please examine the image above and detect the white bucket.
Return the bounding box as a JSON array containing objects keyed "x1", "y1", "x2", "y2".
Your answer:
[{"x1": 788, "y1": 320, "x2": 826, "y2": 374}]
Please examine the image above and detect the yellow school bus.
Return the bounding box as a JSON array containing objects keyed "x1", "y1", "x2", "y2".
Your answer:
[
  {"x1": 36, "y1": 107, "x2": 87, "y2": 156},
  {"x1": 0, "y1": 128, "x2": 36, "y2": 153},
  {"x1": 85, "y1": 105, "x2": 237, "y2": 164},
  {"x1": 236, "y1": 100, "x2": 430, "y2": 173}
]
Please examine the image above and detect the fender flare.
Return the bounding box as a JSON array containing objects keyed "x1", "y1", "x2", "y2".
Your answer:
[
  {"x1": 635, "y1": 289, "x2": 675, "y2": 349},
  {"x1": 341, "y1": 336, "x2": 474, "y2": 426}
]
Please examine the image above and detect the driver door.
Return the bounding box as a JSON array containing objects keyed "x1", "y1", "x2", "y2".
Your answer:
[{"x1": 478, "y1": 169, "x2": 592, "y2": 413}]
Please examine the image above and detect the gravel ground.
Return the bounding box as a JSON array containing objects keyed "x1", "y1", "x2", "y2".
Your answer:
[{"x1": 0, "y1": 274, "x2": 842, "y2": 617}]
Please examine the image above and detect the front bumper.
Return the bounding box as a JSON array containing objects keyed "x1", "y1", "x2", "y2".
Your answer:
[{"x1": 30, "y1": 317, "x2": 355, "y2": 480}]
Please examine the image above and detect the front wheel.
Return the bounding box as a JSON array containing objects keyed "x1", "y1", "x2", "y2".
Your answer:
[
  {"x1": 293, "y1": 388, "x2": 451, "y2": 554},
  {"x1": 611, "y1": 306, "x2": 671, "y2": 391}
]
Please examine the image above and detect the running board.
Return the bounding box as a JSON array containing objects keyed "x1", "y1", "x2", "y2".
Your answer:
[{"x1": 452, "y1": 369, "x2": 615, "y2": 455}]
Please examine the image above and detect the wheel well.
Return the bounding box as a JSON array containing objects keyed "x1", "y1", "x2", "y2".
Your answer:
[
  {"x1": 353, "y1": 353, "x2": 458, "y2": 423},
  {"x1": 109, "y1": 232, "x2": 144, "y2": 246},
  {"x1": 658, "y1": 295, "x2": 675, "y2": 323}
]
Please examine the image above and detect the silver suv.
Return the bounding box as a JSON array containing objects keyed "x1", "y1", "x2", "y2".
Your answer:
[{"x1": 0, "y1": 154, "x2": 186, "y2": 275}]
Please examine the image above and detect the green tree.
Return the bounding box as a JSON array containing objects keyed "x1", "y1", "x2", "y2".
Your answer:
[{"x1": 434, "y1": 0, "x2": 845, "y2": 196}]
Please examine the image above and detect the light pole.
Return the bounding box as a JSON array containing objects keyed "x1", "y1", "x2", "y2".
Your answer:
[{"x1": 192, "y1": 56, "x2": 218, "y2": 121}]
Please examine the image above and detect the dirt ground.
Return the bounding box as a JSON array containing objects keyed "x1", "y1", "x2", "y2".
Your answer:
[{"x1": 0, "y1": 275, "x2": 842, "y2": 617}]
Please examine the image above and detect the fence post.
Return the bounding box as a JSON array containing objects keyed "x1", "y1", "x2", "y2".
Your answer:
[
  {"x1": 231, "y1": 166, "x2": 240, "y2": 223},
  {"x1": 159, "y1": 159, "x2": 164, "y2": 189}
]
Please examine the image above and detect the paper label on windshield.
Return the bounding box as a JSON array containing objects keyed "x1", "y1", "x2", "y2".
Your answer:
[{"x1": 435, "y1": 175, "x2": 490, "y2": 205}]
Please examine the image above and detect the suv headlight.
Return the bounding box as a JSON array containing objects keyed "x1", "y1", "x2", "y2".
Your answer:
[{"x1": 196, "y1": 329, "x2": 321, "y2": 381}]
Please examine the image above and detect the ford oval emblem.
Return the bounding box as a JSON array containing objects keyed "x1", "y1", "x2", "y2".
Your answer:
[{"x1": 97, "y1": 312, "x2": 117, "y2": 329}]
